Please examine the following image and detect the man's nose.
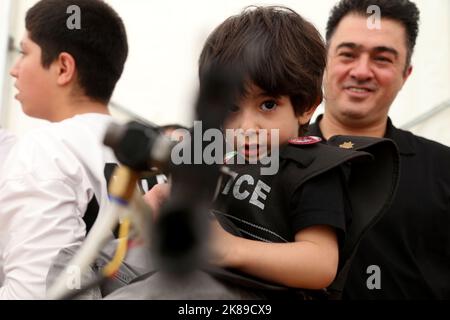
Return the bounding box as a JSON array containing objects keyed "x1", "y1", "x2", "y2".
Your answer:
[{"x1": 349, "y1": 55, "x2": 373, "y2": 82}]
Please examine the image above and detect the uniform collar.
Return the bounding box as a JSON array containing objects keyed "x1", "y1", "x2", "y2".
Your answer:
[
  {"x1": 309, "y1": 115, "x2": 416, "y2": 156},
  {"x1": 307, "y1": 115, "x2": 324, "y2": 138},
  {"x1": 384, "y1": 118, "x2": 416, "y2": 156}
]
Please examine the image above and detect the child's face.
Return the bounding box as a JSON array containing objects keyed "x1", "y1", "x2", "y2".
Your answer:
[
  {"x1": 224, "y1": 84, "x2": 303, "y2": 160},
  {"x1": 10, "y1": 33, "x2": 56, "y2": 120}
]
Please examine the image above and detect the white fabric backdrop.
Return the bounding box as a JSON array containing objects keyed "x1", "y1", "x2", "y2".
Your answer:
[
  {"x1": 1, "y1": 0, "x2": 449, "y2": 144},
  {"x1": 0, "y1": 0, "x2": 12, "y2": 126}
]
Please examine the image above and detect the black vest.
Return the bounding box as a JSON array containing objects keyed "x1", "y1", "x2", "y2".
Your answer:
[{"x1": 208, "y1": 135, "x2": 400, "y2": 298}]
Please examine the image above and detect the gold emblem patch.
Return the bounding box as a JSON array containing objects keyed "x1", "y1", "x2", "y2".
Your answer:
[{"x1": 339, "y1": 141, "x2": 354, "y2": 149}]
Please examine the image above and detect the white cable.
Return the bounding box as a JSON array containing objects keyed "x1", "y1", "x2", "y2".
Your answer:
[{"x1": 47, "y1": 200, "x2": 127, "y2": 300}]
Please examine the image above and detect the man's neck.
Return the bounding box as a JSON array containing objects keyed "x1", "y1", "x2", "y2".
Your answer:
[{"x1": 319, "y1": 113, "x2": 387, "y2": 139}]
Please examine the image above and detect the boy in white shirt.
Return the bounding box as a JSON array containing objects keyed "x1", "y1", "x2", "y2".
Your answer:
[
  {"x1": 0, "y1": 0, "x2": 128, "y2": 299},
  {"x1": 0, "y1": 128, "x2": 16, "y2": 284},
  {"x1": 0, "y1": 128, "x2": 15, "y2": 168}
]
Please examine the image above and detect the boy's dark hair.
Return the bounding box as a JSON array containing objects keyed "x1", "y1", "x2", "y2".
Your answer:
[
  {"x1": 26, "y1": 0, "x2": 128, "y2": 104},
  {"x1": 199, "y1": 6, "x2": 326, "y2": 132},
  {"x1": 326, "y1": 0, "x2": 420, "y2": 70}
]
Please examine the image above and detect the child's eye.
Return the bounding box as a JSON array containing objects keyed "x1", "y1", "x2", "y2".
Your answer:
[
  {"x1": 228, "y1": 104, "x2": 240, "y2": 113},
  {"x1": 260, "y1": 100, "x2": 277, "y2": 111}
]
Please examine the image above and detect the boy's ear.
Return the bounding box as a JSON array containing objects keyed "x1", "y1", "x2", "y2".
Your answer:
[
  {"x1": 297, "y1": 96, "x2": 322, "y2": 125},
  {"x1": 55, "y1": 52, "x2": 76, "y2": 86}
]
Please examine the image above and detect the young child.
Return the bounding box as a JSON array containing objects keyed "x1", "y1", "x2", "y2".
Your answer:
[
  {"x1": 198, "y1": 6, "x2": 343, "y2": 290},
  {"x1": 105, "y1": 6, "x2": 374, "y2": 300},
  {"x1": 0, "y1": 0, "x2": 128, "y2": 299}
]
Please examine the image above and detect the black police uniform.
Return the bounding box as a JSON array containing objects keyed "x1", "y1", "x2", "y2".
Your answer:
[
  {"x1": 210, "y1": 136, "x2": 399, "y2": 298},
  {"x1": 310, "y1": 116, "x2": 450, "y2": 299},
  {"x1": 214, "y1": 143, "x2": 358, "y2": 244}
]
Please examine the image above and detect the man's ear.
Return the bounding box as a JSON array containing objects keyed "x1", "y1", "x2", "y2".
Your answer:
[
  {"x1": 297, "y1": 96, "x2": 322, "y2": 125},
  {"x1": 55, "y1": 52, "x2": 76, "y2": 86},
  {"x1": 403, "y1": 65, "x2": 413, "y2": 82}
]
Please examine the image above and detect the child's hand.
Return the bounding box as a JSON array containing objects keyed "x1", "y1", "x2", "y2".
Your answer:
[
  {"x1": 208, "y1": 218, "x2": 240, "y2": 268},
  {"x1": 143, "y1": 183, "x2": 170, "y2": 221}
]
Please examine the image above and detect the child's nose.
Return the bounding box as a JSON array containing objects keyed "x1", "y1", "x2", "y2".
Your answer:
[{"x1": 239, "y1": 110, "x2": 258, "y2": 132}]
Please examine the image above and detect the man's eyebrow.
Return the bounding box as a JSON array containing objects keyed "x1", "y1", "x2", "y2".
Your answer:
[
  {"x1": 336, "y1": 42, "x2": 399, "y2": 57},
  {"x1": 335, "y1": 42, "x2": 359, "y2": 51}
]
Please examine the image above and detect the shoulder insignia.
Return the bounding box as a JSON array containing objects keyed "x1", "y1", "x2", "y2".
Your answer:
[
  {"x1": 339, "y1": 141, "x2": 355, "y2": 149},
  {"x1": 288, "y1": 136, "x2": 322, "y2": 146}
]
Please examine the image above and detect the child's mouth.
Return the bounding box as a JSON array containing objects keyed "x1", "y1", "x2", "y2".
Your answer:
[{"x1": 242, "y1": 144, "x2": 259, "y2": 159}]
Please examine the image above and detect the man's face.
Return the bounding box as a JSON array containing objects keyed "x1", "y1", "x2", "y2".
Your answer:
[
  {"x1": 10, "y1": 32, "x2": 56, "y2": 120},
  {"x1": 324, "y1": 14, "x2": 412, "y2": 127}
]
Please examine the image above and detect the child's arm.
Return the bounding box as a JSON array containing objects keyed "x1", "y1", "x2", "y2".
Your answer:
[
  {"x1": 209, "y1": 220, "x2": 339, "y2": 290},
  {"x1": 143, "y1": 171, "x2": 342, "y2": 290}
]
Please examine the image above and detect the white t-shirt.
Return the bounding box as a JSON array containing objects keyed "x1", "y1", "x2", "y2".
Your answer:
[
  {"x1": 0, "y1": 113, "x2": 117, "y2": 299},
  {"x1": 0, "y1": 128, "x2": 16, "y2": 170}
]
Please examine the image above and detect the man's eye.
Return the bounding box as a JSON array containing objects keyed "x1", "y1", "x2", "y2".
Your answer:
[
  {"x1": 374, "y1": 56, "x2": 392, "y2": 63},
  {"x1": 260, "y1": 100, "x2": 277, "y2": 111},
  {"x1": 339, "y1": 52, "x2": 355, "y2": 59}
]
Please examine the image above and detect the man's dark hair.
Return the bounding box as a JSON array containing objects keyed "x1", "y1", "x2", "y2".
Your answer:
[
  {"x1": 26, "y1": 0, "x2": 128, "y2": 104},
  {"x1": 326, "y1": 0, "x2": 420, "y2": 69},
  {"x1": 199, "y1": 6, "x2": 326, "y2": 124}
]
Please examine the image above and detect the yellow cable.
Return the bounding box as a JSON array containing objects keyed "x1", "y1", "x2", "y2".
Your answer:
[{"x1": 102, "y1": 216, "x2": 131, "y2": 278}]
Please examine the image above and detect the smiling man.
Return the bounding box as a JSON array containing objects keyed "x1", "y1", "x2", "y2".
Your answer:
[
  {"x1": 320, "y1": 7, "x2": 413, "y2": 137},
  {"x1": 309, "y1": 0, "x2": 450, "y2": 299}
]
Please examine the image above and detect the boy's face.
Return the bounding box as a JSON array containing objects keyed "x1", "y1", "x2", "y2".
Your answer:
[
  {"x1": 10, "y1": 33, "x2": 56, "y2": 120},
  {"x1": 224, "y1": 84, "x2": 308, "y2": 160}
]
